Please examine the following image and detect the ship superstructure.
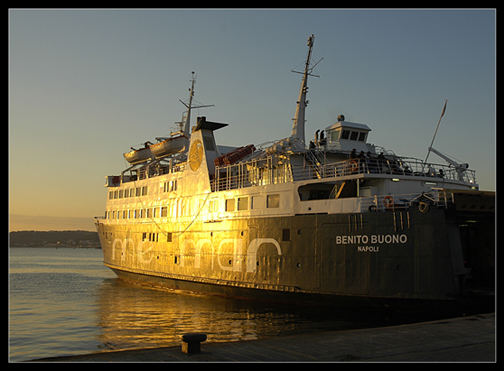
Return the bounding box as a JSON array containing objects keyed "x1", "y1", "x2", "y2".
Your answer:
[{"x1": 96, "y1": 35, "x2": 494, "y2": 301}]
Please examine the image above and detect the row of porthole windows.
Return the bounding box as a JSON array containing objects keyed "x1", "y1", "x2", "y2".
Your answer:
[
  {"x1": 105, "y1": 206, "x2": 169, "y2": 220},
  {"x1": 109, "y1": 186, "x2": 148, "y2": 200},
  {"x1": 108, "y1": 178, "x2": 179, "y2": 201},
  {"x1": 106, "y1": 194, "x2": 282, "y2": 220}
]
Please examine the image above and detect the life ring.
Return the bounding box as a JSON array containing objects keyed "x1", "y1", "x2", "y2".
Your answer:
[
  {"x1": 349, "y1": 160, "x2": 359, "y2": 173},
  {"x1": 383, "y1": 195, "x2": 394, "y2": 209},
  {"x1": 418, "y1": 201, "x2": 430, "y2": 214}
]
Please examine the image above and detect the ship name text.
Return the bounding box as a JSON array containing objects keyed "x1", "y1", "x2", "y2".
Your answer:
[{"x1": 336, "y1": 234, "x2": 408, "y2": 253}]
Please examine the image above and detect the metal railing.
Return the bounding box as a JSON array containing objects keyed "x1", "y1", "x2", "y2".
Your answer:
[{"x1": 211, "y1": 154, "x2": 477, "y2": 192}]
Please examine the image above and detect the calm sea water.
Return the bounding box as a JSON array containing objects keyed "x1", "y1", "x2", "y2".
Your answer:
[{"x1": 8, "y1": 247, "x2": 492, "y2": 362}]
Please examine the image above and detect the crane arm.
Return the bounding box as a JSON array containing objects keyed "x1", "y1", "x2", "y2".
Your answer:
[{"x1": 428, "y1": 146, "x2": 459, "y2": 167}]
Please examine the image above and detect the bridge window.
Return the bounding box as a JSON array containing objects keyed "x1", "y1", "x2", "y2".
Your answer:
[
  {"x1": 237, "y1": 197, "x2": 249, "y2": 211},
  {"x1": 225, "y1": 199, "x2": 235, "y2": 212},
  {"x1": 267, "y1": 194, "x2": 280, "y2": 208}
]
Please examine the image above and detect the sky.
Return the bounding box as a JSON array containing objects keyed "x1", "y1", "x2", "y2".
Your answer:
[{"x1": 9, "y1": 8, "x2": 496, "y2": 231}]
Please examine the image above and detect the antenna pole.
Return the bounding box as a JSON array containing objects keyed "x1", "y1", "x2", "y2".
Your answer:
[
  {"x1": 182, "y1": 72, "x2": 196, "y2": 137},
  {"x1": 180, "y1": 72, "x2": 214, "y2": 136},
  {"x1": 290, "y1": 34, "x2": 316, "y2": 149}
]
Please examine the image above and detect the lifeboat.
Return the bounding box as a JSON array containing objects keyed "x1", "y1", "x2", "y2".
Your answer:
[
  {"x1": 214, "y1": 144, "x2": 256, "y2": 167},
  {"x1": 149, "y1": 134, "x2": 188, "y2": 158},
  {"x1": 123, "y1": 146, "x2": 154, "y2": 164}
]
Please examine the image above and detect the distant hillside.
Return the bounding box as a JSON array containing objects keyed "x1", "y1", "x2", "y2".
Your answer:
[
  {"x1": 9, "y1": 214, "x2": 96, "y2": 232},
  {"x1": 9, "y1": 230, "x2": 100, "y2": 248}
]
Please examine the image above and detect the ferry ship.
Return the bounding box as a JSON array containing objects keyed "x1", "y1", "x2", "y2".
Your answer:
[{"x1": 95, "y1": 35, "x2": 494, "y2": 302}]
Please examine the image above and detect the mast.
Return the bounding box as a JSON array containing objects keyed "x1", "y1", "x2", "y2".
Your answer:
[
  {"x1": 290, "y1": 34, "x2": 317, "y2": 149},
  {"x1": 179, "y1": 72, "x2": 214, "y2": 137}
]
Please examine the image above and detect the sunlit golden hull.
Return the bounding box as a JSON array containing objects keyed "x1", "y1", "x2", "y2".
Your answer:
[{"x1": 95, "y1": 206, "x2": 494, "y2": 301}]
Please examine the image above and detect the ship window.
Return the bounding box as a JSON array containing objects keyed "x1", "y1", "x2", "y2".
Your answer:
[
  {"x1": 267, "y1": 194, "x2": 280, "y2": 208},
  {"x1": 114, "y1": 190, "x2": 118, "y2": 199},
  {"x1": 350, "y1": 131, "x2": 358, "y2": 141},
  {"x1": 142, "y1": 232, "x2": 147, "y2": 241},
  {"x1": 142, "y1": 186, "x2": 148, "y2": 196},
  {"x1": 161, "y1": 206, "x2": 168, "y2": 217},
  {"x1": 225, "y1": 199, "x2": 235, "y2": 212},
  {"x1": 167, "y1": 232, "x2": 172, "y2": 242},
  {"x1": 341, "y1": 130, "x2": 350, "y2": 140},
  {"x1": 251, "y1": 196, "x2": 264, "y2": 209},
  {"x1": 298, "y1": 183, "x2": 335, "y2": 200},
  {"x1": 136, "y1": 187, "x2": 141, "y2": 197},
  {"x1": 282, "y1": 228, "x2": 290, "y2": 241},
  {"x1": 237, "y1": 197, "x2": 249, "y2": 211},
  {"x1": 130, "y1": 189, "x2": 135, "y2": 197},
  {"x1": 108, "y1": 191, "x2": 113, "y2": 200},
  {"x1": 358, "y1": 132, "x2": 366, "y2": 142},
  {"x1": 123, "y1": 210, "x2": 127, "y2": 219}
]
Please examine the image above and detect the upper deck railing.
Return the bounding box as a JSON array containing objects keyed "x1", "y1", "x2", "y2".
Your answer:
[{"x1": 211, "y1": 153, "x2": 476, "y2": 192}]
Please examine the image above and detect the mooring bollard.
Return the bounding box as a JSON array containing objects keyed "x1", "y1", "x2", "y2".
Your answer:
[{"x1": 181, "y1": 333, "x2": 207, "y2": 354}]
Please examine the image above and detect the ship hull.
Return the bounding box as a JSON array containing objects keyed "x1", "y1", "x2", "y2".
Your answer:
[{"x1": 96, "y1": 206, "x2": 494, "y2": 302}]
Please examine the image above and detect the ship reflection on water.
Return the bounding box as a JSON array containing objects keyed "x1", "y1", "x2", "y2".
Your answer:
[
  {"x1": 94, "y1": 277, "x2": 493, "y2": 352},
  {"x1": 95, "y1": 278, "x2": 308, "y2": 351}
]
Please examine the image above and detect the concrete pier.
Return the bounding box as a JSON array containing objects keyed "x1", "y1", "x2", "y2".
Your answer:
[{"x1": 30, "y1": 313, "x2": 495, "y2": 362}]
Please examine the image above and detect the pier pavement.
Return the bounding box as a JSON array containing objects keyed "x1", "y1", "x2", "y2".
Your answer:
[{"x1": 30, "y1": 313, "x2": 495, "y2": 362}]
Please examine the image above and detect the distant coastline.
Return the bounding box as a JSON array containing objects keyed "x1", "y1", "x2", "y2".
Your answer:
[
  {"x1": 9, "y1": 230, "x2": 101, "y2": 248},
  {"x1": 9, "y1": 214, "x2": 96, "y2": 232}
]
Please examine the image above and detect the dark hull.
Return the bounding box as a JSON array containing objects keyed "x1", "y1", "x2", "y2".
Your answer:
[{"x1": 96, "y1": 205, "x2": 494, "y2": 301}]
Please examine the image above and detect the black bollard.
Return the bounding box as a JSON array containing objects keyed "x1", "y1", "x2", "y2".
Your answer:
[{"x1": 181, "y1": 333, "x2": 207, "y2": 354}]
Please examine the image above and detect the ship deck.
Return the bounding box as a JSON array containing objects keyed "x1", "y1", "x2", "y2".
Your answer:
[{"x1": 211, "y1": 152, "x2": 477, "y2": 192}]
